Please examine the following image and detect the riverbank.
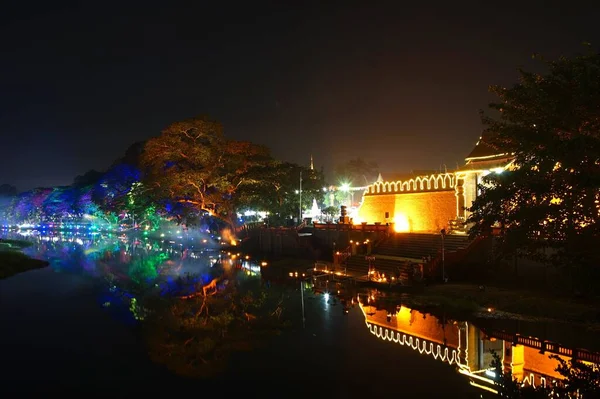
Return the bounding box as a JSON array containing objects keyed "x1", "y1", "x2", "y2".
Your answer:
[
  {"x1": 0, "y1": 238, "x2": 49, "y2": 279},
  {"x1": 402, "y1": 283, "x2": 600, "y2": 329}
]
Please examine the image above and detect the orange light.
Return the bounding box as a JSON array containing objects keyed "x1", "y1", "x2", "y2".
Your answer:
[{"x1": 393, "y1": 213, "x2": 410, "y2": 232}]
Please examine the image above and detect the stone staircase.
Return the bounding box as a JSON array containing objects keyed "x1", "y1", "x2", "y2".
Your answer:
[
  {"x1": 375, "y1": 233, "x2": 471, "y2": 260},
  {"x1": 338, "y1": 233, "x2": 472, "y2": 283}
]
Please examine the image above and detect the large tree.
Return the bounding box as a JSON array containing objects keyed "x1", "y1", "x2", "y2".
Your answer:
[
  {"x1": 140, "y1": 116, "x2": 271, "y2": 226},
  {"x1": 468, "y1": 50, "x2": 600, "y2": 289}
]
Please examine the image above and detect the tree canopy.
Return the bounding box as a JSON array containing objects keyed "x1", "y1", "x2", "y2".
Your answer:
[
  {"x1": 468, "y1": 50, "x2": 600, "y2": 285},
  {"x1": 235, "y1": 161, "x2": 326, "y2": 225},
  {"x1": 140, "y1": 117, "x2": 273, "y2": 226},
  {"x1": 1, "y1": 115, "x2": 328, "y2": 229}
]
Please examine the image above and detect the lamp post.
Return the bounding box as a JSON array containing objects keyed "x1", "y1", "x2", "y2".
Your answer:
[
  {"x1": 440, "y1": 228, "x2": 446, "y2": 282},
  {"x1": 299, "y1": 170, "x2": 302, "y2": 225}
]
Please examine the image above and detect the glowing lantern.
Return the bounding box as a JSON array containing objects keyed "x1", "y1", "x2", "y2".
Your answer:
[{"x1": 393, "y1": 213, "x2": 410, "y2": 232}]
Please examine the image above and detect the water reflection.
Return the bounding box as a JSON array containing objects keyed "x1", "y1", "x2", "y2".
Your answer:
[
  {"x1": 4, "y1": 229, "x2": 599, "y2": 396},
  {"x1": 13, "y1": 230, "x2": 222, "y2": 279},
  {"x1": 2, "y1": 229, "x2": 250, "y2": 324},
  {"x1": 357, "y1": 293, "x2": 600, "y2": 395}
]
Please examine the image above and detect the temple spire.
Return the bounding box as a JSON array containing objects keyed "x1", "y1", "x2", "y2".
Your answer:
[
  {"x1": 310, "y1": 154, "x2": 314, "y2": 170},
  {"x1": 376, "y1": 173, "x2": 383, "y2": 183}
]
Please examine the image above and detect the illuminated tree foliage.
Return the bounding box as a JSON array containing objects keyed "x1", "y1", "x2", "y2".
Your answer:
[
  {"x1": 140, "y1": 116, "x2": 273, "y2": 226},
  {"x1": 42, "y1": 186, "x2": 80, "y2": 221},
  {"x1": 2, "y1": 116, "x2": 321, "y2": 228},
  {"x1": 76, "y1": 187, "x2": 100, "y2": 217},
  {"x1": 92, "y1": 164, "x2": 141, "y2": 212},
  {"x1": 468, "y1": 50, "x2": 600, "y2": 288},
  {"x1": 12, "y1": 188, "x2": 52, "y2": 222},
  {"x1": 125, "y1": 182, "x2": 162, "y2": 229}
]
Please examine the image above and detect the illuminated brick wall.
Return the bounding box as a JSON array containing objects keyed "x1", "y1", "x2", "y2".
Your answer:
[{"x1": 358, "y1": 190, "x2": 457, "y2": 232}]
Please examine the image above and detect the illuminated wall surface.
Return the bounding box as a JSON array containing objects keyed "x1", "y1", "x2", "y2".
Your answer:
[
  {"x1": 358, "y1": 190, "x2": 457, "y2": 232},
  {"x1": 360, "y1": 304, "x2": 578, "y2": 390}
]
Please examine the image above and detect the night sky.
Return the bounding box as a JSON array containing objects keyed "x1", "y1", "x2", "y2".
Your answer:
[{"x1": 2, "y1": 1, "x2": 599, "y2": 191}]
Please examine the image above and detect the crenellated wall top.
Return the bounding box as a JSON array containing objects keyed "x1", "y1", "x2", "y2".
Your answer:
[{"x1": 365, "y1": 173, "x2": 456, "y2": 195}]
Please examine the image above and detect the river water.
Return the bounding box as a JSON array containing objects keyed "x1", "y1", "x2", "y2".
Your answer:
[{"x1": 1, "y1": 229, "x2": 597, "y2": 397}]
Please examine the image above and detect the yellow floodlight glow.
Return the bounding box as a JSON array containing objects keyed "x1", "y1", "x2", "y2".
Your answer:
[{"x1": 393, "y1": 213, "x2": 410, "y2": 232}]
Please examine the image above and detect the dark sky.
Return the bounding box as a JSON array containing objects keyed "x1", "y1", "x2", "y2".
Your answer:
[{"x1": 1, "y1": 1, "x2": 599, "y2": 191}]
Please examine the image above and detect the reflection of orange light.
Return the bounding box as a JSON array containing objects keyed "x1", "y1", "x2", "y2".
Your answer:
[
  {"x1": 396, "y1": 306, "x2": 412, "y2": 325},
  {"x1": 393, "y1": 213, "x2": 410, "y2": 232}
]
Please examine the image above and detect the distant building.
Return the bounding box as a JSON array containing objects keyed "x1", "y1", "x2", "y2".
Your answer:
[{"x1": 356, "y1": 135, "x2": 513, "y2": 232}]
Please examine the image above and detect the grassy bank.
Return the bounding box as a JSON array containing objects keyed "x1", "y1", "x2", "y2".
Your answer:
[
  {"x1": 403, "y1": 283, "x2": 600, "y2": 328},
  {"x1": 0, "y1": 239, "x2": 48, "y2": 279}
]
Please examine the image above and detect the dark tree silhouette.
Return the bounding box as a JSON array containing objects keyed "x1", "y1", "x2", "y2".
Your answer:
[{"x1": 468, "y1": 49, "x2": 600, "y2": 291}]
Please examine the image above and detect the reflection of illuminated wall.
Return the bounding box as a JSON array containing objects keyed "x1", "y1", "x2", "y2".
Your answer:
[
  {"x1": 504, "y1": 344, "x2": 570, "y2": 387},
  {"x1": 361, "y1": 304, "x2": 461, "y2": 366},
  {"x1": 522, "y1": 346, "x2": 567, "y2": 380},
  {"x1": 360, "y1": 303, "x2": 585, "y2": 394},
  {"x1": 358, "y1": 191, "x2": 457, "y2": 232}
]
